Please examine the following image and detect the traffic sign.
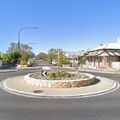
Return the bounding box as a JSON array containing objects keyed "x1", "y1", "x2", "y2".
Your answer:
[{"x1": 41, "y1": 71, "x2": 47, "y2": 76}]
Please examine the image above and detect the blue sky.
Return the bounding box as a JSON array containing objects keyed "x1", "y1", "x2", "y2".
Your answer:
[{"x1": 0, "y1": 0, "x2": 120, "y2": 54}]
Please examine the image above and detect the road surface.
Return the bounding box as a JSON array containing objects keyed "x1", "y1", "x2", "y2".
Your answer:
[{"x1": 0, "y1": 68, "x2": 120, "y2": 120}]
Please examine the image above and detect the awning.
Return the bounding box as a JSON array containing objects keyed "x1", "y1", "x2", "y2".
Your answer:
[
  {"x1": 108, "y1": 51, "x2": 114, "y2": 56},
  {"x1": 87, "y1": 51, "x2": 103, "y2": 56},
  {"x1": 87, "y1": 50, "x2": 120, "y2": 57},
  {"x1": 98, "y1": 52, "x2": 109, "y2": 56},
  {"x1": 87, "y1": 52, "x2": 94, "y2": 56},
  {"x1": 114, "y1": 52, "x2": 120, "y2": 56}
]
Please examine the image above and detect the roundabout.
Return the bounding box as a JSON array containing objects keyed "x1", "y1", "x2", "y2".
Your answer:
[
  {"x1": 24, "y1": 71, "x2": 95, "y2": 88},
  {"x1": 0, "y1": 71, "x2": 119, "y2": 98}
]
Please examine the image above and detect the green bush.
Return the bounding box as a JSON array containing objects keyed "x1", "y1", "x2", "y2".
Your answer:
[
  {"x1": 48, "y1": 71, "x2": 75, "y2": 80},
  {"x1": 20, "y1": 53, "x2": 29, "y2": 65}
]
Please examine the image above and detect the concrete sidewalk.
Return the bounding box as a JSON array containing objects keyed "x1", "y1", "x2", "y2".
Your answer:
[
  {"x1": 0, "y1": 76, "x2": 119, "y2": 98},
  {"x1": 78, "y1": 67, "x2": 120, "y2": 74},
  {"x1": 61, "y1": 66, "x2": 120, "y2": 74}
]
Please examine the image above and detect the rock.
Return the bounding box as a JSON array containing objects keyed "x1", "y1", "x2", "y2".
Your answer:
[{"x1": 51, "y1": 82, "x2": 72, "y2": 88}]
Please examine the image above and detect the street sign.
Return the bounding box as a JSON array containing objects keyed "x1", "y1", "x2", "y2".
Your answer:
[{"x1": 41, "y1": 71, "x2": 47, "y2": 76}]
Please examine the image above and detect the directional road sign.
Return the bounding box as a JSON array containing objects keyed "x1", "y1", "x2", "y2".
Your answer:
[{"x1": 41, "y1": 71, "x2": 47, "y2": 76}]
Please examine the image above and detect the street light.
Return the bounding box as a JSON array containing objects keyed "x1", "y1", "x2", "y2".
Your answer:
[
  {"x1": 72, "y1": 51, "x2": 79, "y2": 78},
  {"x1": 18, "y1": 27, "x2": 39, "y2": 54},
  {"x1": 57, "y1": 49, "x2": 60, "y2": 73}
]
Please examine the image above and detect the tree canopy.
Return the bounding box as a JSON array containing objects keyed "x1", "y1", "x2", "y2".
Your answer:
[
  {"x1": 7, "y1": 42, "x2": 35, "y2": 58},
  {"x1": 36, "y1": 48, "x2": 70, "y2": 65},
  {"x1": 1, "y1": 43, "x2": 35, "y2": 65},
  {"x1": 36, "y1": 52, "x2": 47, "y2": 61}
]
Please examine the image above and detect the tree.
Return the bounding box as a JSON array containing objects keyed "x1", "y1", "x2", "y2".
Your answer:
[
  {"x1": 1, "y1": 52, "x2": 21, "y2": 65},
  {"x1": 36, "y1": 52, "x2": 47, "y2": 61},
  {"x1": 6, "y1": 42, "x2": 35, "y2": 64},
  {"x1": 8, "y1": 52, "x2": 21, "y2": 64},
  {"x1": 47, "y1": 48, "x2": 61, "y2": 63},
  {"x1": 2, "y1": 53, "x2": 11, "y2": 64},
  {"x1": 47, "y1": 48, "x2": 69, "y2": 65},
  {"x1": 0, "y1": 52, "x2": 2, "y2": 60},
  {"x1": 59, "y1": 53, "x2": 70, "y2": 64},
  {"x1": 7, "y1": 43, "x2": 18, "y2": 53},
  {"x1": 0, "y1": 56, "x2": 2, "y2": 60},
  {"x1": 7, "y1": 42, "x2": 35, "y2": 58},
  {"x1": 20, "y1": 53, "x2": 29, "y2": 65},
  {"x1": 79, "y1": 56, "x2": 86, "y2": 67},
  {"x1": 48, "y1": 48, "x2": 58, "y2": 54}
]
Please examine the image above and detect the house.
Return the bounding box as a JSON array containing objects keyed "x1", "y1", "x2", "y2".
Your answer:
[{"x1": 86, "y1": 38, "x2": 120, "y2": 70}]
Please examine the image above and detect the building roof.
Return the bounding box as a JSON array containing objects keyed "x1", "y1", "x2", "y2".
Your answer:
[
  {"x1": 93, "y1": 43, "x2": 120, "y2": 51},
  {"x1": 86, "y1": 39, "x2": 120, "y2": 56},
  {"x1": 87, "y1": 50, "x2": 120, "y2": 57}
]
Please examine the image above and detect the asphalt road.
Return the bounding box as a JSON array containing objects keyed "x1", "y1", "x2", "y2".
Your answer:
[{"x1": 0, "y1": 68, "x2": 120, "y2": 120}]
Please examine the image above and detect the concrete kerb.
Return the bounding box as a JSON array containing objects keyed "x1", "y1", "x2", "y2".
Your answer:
[
  {"x1": 24, "y1": 72, "x2": 95, "y2": 88},
  {"x1": 0, "y1": 76, "x2": 119, "y2": 99},
  {"x1": 61, "y1": 67, "x2": 120, "y2": 74},
  {"x1": 18, "y1": 66, "x2": 42, "y2": 70},
  {"x1": 0, "y1": 69, "x2": 19, "y2": 73},
  {"x1": 0, "y1": 80, "x2": 45, "y2": 98},
  {"x1": 78, "y1": 68, "x2": 120, "y2": 74}
]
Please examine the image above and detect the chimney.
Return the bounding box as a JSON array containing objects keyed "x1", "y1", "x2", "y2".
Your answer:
[{"x1": 117, "y1": 37, "x2": 120, "y2": 44}]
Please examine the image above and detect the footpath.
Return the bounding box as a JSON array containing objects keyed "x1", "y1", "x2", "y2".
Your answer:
[{"x1": 78, "y1": 67, "x2": 120, "y2": 74}]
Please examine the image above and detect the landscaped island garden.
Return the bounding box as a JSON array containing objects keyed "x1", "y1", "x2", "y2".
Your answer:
[
  {"x1": 30, "y1": 71, "x2": 89, "y2": 80},
  {"x1": 24, "y1": 71, "x2": 96, "y2": 88}
]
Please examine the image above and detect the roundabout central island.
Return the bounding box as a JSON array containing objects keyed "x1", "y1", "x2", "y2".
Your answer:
[
  {"x1": 24, "y1": 71, "x2": 96, "y2": 88},
  {"x1": 0, "y1": 71, "x2": 119, "y2": 98}
]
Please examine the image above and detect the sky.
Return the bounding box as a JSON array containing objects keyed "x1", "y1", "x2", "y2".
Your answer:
[{"x1": 0, "y1": 0, "x2": 120, "y2": 54}]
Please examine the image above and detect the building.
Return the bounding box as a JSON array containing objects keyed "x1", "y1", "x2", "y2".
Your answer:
[{"x1": 86, "y1": 38, "x2": 120, "y2": 70}]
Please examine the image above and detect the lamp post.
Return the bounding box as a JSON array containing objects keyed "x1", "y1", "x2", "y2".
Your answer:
[
  {"x1": 57, "y1": 49, "x2": 60, "y2": 73},
  {"x1": 73, "y1": 51, "x2": 79, "y2": 78},
  {"x1": 18, "y1": 27, "x2": 39, "y2": 54}
]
